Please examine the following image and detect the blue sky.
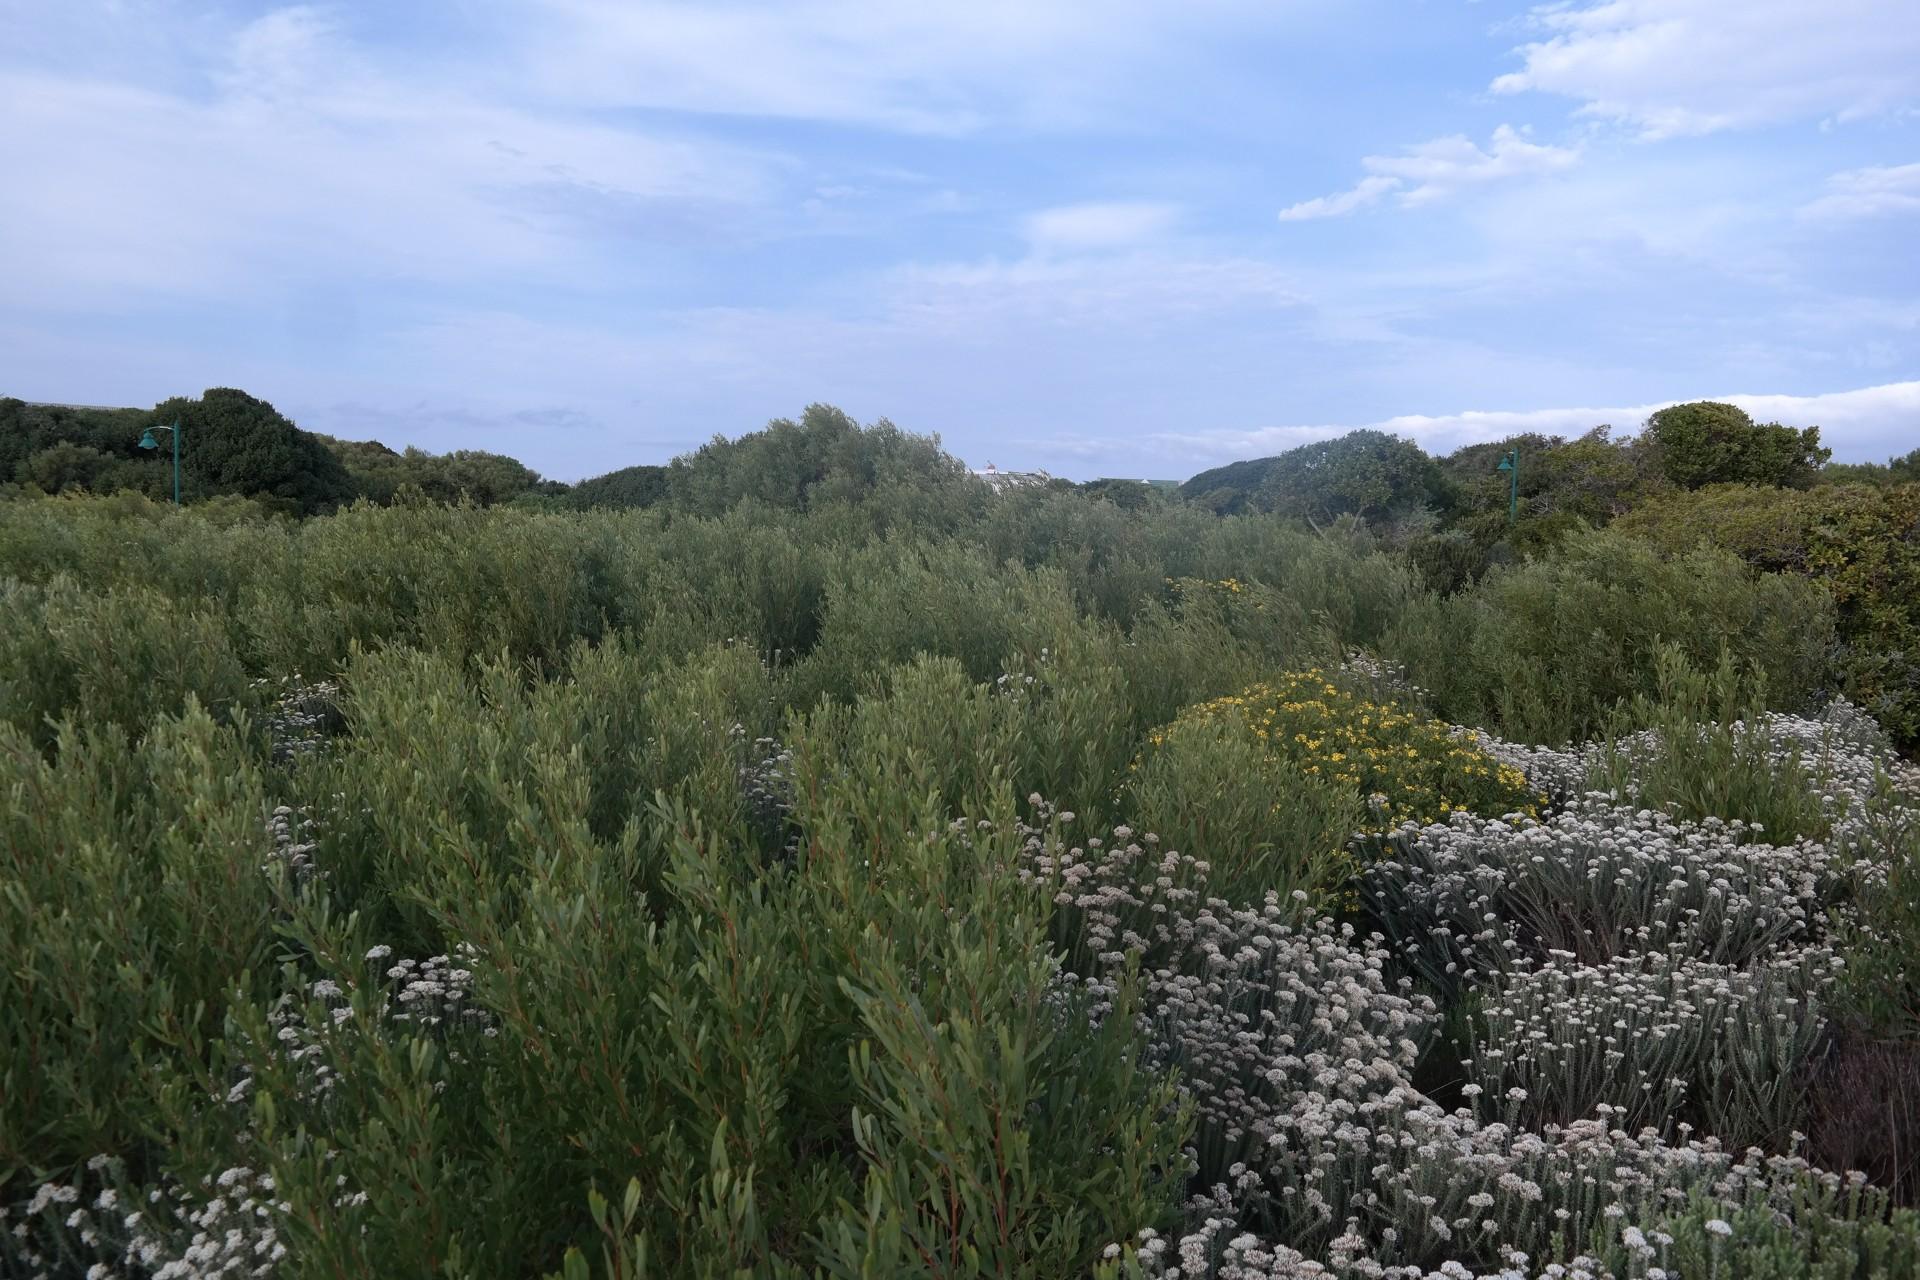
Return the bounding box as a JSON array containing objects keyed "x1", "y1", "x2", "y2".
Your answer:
[{"x1": 2, "y1": 0, "x2": 1916, "y2": 481}]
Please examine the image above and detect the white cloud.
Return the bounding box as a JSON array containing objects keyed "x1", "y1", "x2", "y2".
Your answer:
[
  {"x1": 889, "y1": 252, "x2": 1303, "y2": 331},
  {"x1": 1492, "y1": 0, "x2": 1920, "y2": 138},
  {"x1": 516, "y1": 0, "x2": 1297, "y2": 134},
  {"x1": 1024, "y1": 202, "x2": 1179, "y2": 252},
  {"x1": 1156, "y1": 381, "x2": 1920, "y2": 463},
  {"x1": 0, "y1": 10, "x2": 778, "y2": 308},
  {"x1": 1278, "y1": 126, "x2": 1578, "y2": 221},
  {"x1": 1799, "y1": 163, "x2": 1920, "y2": 221},
  {"x1": 1368, "y1": 126, "x2": 1581, "y2": 205},
  {"x1": 1278, "y1": 176, "x2": 1398, "y2": 222}
]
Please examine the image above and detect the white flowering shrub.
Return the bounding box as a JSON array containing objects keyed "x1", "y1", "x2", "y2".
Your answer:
[
  {"x1": 1062, "y1": 710, "x2": 1915, "y2": 1276},
  {"x1": 1, "y1": 1156, "x2": 303, "y2": 1280},
  {"x1": 9, "y1": 496, "x2": 1920, "y2": 1280},
  {"x1": 252, "y1": 675, "x2": 342, "y2": 766},
  {"x1": 1363, "y1": 804, "x2": 1833, "y2": 993},
  {"x1": 1465, "y1": 949, "x2": 1837, "y2": 1150},
  {"x1": 263, "y1": 805, "x2": 320, "y2": 885},
  {"x1": 1580, "y1": 1174, "x2": 1920, "y2": 1280},
  {"x1": 224, "y1": 944, "x2": 493, "y2": 1110}
]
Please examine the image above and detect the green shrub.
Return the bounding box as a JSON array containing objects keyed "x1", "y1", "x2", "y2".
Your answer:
[
  {"x1": 1122, "y1": 707, "x2": 1364, "y2": 910},
  {"x1": 1618, "y1": 483, "x2": 1920, "y2": 750},
  {"x1": 1387, "y1": 529, "x2": 1836, "y2": 745},
  {"x1": 0, "y1": 576, "x2": 253, "y2": 748},
  {"x1": 1589, "y1": 645, "x2": 1841, "y2": 844},
  {"x1": 1142, "y1": 670, "x2": 1539, "y2": 830},
  {"x1": 0, "y1": 704, "x2": 276, "y2": 1182},
  {"x1": 1589, "y1": 1177, "x2": 1920, "y2": 1279},
  {"x1": 10, "y1": 477, "x2": 1918, "y2": 1278}
]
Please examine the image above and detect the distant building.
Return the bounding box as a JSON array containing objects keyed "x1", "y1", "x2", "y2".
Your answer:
[{"x1": 970, "y1": 460, "x2": 1054, "y2": 493}]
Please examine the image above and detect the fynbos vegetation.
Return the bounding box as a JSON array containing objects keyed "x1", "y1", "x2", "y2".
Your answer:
[{"x1": 4, "y1": 412, "x2": 1919, "y2": 1279}]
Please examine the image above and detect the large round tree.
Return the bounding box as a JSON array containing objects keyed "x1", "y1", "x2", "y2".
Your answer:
[
  {"x1": 1642, "y1": 400, "x2": 1830, "y2": 490},
  {"x1": 146, "y1": 387, "x2": 357, "y2": 514}
]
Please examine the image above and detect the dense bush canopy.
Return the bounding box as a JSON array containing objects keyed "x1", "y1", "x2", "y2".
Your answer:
[
  {"x1": 4, "y1": 393, "x2": 1917, "y2": 1279},
  {"x1": 1641, "y1": 400, "x2": 1832, "y2": 490}
]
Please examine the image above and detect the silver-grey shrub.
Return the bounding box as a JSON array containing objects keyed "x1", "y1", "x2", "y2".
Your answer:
[
  {"x1": 1467, "y1": 948, "x2": 1838, "y2": 1149},
  {"x1": 1363, "y1": 803, "x2": 1831, "y2": 993},
  {"x1": 1020, "y1": 808, "x2": 1435, "y2": 1194}
]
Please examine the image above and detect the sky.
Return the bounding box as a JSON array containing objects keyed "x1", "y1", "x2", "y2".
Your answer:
[{"x1": 2, "y1": 0, "x2": 1917, "y2": 482}]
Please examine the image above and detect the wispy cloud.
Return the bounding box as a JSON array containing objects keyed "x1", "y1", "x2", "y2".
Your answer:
[
  {"x1": 513, "y1": 0, "x2": 1304, "y2": 134},
  {"x1": 1277, "y1": 176, "x2": 1398, "y2": 222},
  {"x1": 1156, "y1": 380, "x2": 1920, "y2": 464},
  {"x1": 1799, "y1": 163, "x2": 1920, "y2": 221},
  {"x1": 889, "y1": 252, "x2": 1303, "y2": 331},
  {"x1": 1024, "y1": 202, "x2": 1180, "y2": 252},
  {"x1": 1492, "y1": 0, "x2": 1920, "y2": 138},
  {"x1": 0, "y1": 8, "x2": 783, "y2": 310},
  {"x1": 1279, "y1": 126, "x2": 1578, "y2": 221}
]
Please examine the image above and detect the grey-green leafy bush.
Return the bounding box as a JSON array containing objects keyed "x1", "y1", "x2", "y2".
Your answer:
[
  {"x1": 1466, "y1": 949, "x2": 1837, "y2": 1150},
  {"x1": 6, "y1": 487, "x2": 1917, "y2": 1280},
  {"x1": 1384, "y1": 531, "x2": 1835, "y2": 747},
  {"x1": 1120, "y1": 707, "x2": 1365, "y2": 910}
]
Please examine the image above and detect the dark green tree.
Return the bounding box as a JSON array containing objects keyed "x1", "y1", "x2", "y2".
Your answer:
[
  {"x1": 409, "y1": 449, "x2": 551, "y2": 506},
  {"x1": 1642, "y1": 401, "x2": 1830, "y2": 490},
  {"x1": 147, "y1": 388, "x2": 356, "y2": 514},
  {"x1": 562, "y1": 464, "x2": 671, "y2": 510},
  {"x1": 663, "y1": 403, "x2": 976, "y2": 519},
  {"x1": 1254, "y1": 429, "x2": 1451, "y2": 525},
  {"x1": 0, "y1": 398, "x2": 150, "y2": 483},
  {"x1": 1822, "y1": 446, "x2": 1920, "y2": 487},
  {"x1": 1441, "y1": 426, "x2": 1664, "y2": 527},
  {"x1": 314, "y1": 435, "x2": 410, "y2": 503},
  {"x1": 1178, "y1": 454, "x2": 1287, "y2": 515},
  {"x1": 1076, "y1": 479, "x2": 1161, "y2": 511},
  {"x1": 16, "y1": 443, "x2": 118, "y2": 494}
]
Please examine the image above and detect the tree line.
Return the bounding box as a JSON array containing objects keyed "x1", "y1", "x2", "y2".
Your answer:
[{"x1": 6, "y1": 386, "x2": 1915, "y2": 744}]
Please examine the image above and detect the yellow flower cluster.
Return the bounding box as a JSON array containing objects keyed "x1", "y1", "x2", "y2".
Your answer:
[
  {"x1": 1164, "y1": 576, "x2": 1264, "y2": 610},
  {"x1": 1148, "y1": 669, "x2": 1541, "y2": 832}
]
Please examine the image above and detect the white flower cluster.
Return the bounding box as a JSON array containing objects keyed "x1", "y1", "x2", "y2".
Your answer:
[
  {"x1": 251, "y1": 675, "x2": 341, "y2": 765},
  {"x1": 1467, "y1": 948, "x2": 1838, "y2": 1145},
  {"x1": 1464, "y1": 701, "x2": 1919, "y2": 866},
  {"x1": 226, "y1": 944, "x2": 491, "y2": 1108},
  {"x1": 1363, "y1": 805, "x2": 1831, "y2": 993},
  {"x1": 263, "y1": 806, "x2": 320, "y2": 885},
  {"x1": 1017, "y1": 806, "x2": 1209, "y2": 975},
  {"x1": 1063, "y1": 704, "x2": 1916, "y2": 1276},
  {"x1": 1340, "y1": 650, "x2": 1429, "y2": 707},
  {"x1": 1120, "y1": 1101, "x2": 1863, "y2": 1279},
  {"x1": 728, "y1": 721, "x2": 796, "y2": 851},
  {"x1": 4, "y1": 1158, "x2": 295, "y2": 1280}
]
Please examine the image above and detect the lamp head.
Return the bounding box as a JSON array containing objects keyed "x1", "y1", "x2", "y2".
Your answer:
[
  {"x1": 137, "y1": 429, "x2": 160, "y2": 450},
  {"x1": 1496, "y1": 454, "x2": 1513, "y2": 472}
]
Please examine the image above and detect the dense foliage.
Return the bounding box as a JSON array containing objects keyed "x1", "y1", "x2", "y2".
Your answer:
[
  {"x1": 3, "y1": 470, "x2": 1917, "y2": 1279},
  {"x1": 1641, "y1": 400, "x2": 1831, "y2": 491},
  {"x1": 1618, "y1": 482, "x2": 1920, "y2": 748},
  {"x1": 315, "y1": 436, "x2": 560, "y2": 508},
  {"x1": 556, "y1": 463, "x2": 670, "y2": 511},
  {"x1": 1140, "y1": 669, "x2": 1539, "y2": 830},
  {"x1": 5, "y1": 389, "x2": 1919, "y2": 1278},
  {"x1": 1181, "y1": 430, "x2": 1449, "y2": 524}
]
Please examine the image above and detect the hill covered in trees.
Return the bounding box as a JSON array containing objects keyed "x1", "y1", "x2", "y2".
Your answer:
[
  {"x1": 8, "y1": 387, "x2": 1915, "y2": 742},
  {"x1": 1, "y1": 391, "x2": 560, "y2": 516}
]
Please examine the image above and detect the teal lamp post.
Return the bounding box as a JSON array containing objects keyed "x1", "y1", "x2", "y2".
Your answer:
[
  {"x1": 138, "y1": 422, "x2": 182, "y2": 505},
  {"x1": 1495, "y1": 448, "x2": 1518, "y2": 524}
]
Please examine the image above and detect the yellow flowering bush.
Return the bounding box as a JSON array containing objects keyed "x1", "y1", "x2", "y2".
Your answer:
[
  {"x1": 1164, "y1": 575, "x2": 1265, "y2": 612},
  {"x1": 1142, "y1": 669, "x2": 1541, "y2": 833},
  {"x1": 1123, "y1": 711, "x2": 1366, "y2": 913}
]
